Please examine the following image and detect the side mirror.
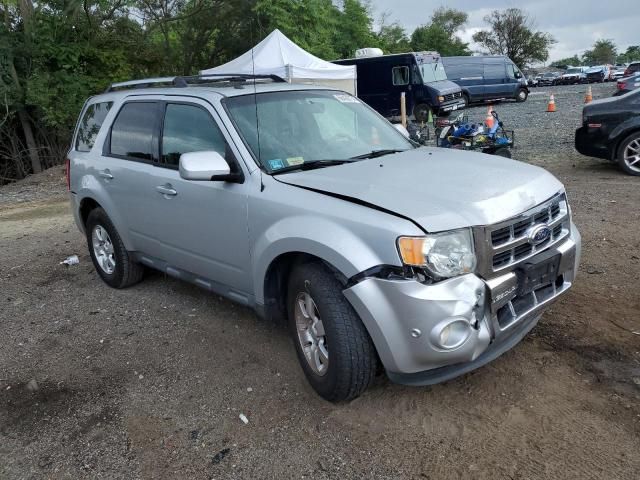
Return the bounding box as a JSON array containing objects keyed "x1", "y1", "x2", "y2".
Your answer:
[
  {"x1": 179, "y1": 151, "x2": 231, "y2": 181},
  {"x1": 515, "y1": 71, "x2": 523, "y2": 79},
  {"x1": 393, "y1": 123, "x2": 410, "y2": 138}
]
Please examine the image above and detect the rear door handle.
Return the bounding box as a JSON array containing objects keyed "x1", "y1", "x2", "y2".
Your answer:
[
  {"x1": 156, "y1": 185, "x2": 177, "y2": 196},
  {"x1": 99, "y1": 169, "x2": 113, "y2": 180}
]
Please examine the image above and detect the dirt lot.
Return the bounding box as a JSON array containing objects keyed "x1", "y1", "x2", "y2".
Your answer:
[{"x1": 1, "y1": 82, "x2": 639, "y2": 479}]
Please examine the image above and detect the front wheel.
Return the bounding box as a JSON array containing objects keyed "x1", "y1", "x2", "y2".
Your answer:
[
  {"x1": 287, "y1": 262, "x2": 378, "y2": 402},
  {"x1": 516, "y1": 88, "x2": 528, "y2": 102},
  {"x1": 617, "y1": 133, "x2": 640, "y2": 176}
]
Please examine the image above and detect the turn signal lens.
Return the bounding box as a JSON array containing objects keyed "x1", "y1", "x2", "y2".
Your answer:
[{"x1": 397, "y1": 237, "x2": 426, "y2": 266}]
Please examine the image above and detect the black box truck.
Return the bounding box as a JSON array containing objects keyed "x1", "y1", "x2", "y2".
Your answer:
[{"x1": 334, "y1": 51, "x2": 465, "y2": 121}]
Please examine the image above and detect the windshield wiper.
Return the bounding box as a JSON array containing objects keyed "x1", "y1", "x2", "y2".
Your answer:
[
  {"x1": 350, "y1": 149, "x2": 408, "y2": 160},
  {"x1": 270, "y1": 159, "x2": 355, "y2": 175}
]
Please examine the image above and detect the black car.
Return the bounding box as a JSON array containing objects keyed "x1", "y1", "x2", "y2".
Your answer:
[
  {"x1": 575, "y1": 89, "x2": 640, "y2": 175},
  {"x1": 538, "y1": 72, "x2": 561, "y2": 86},
  {"x1": 615, "y1": 73, "x2": 640, "y2": 95}
]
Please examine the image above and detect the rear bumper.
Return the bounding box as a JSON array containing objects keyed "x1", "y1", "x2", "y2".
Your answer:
[
  {"x1": 575, "y1": 126, "x2": 611, "y2": 159},
  {"x1": 343, "y1": 224, "x2": 581, "y2": 385}
]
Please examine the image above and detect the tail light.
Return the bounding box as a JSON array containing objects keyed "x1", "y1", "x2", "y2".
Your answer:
[
  {"x1": 618, "y1": 82, "x2": 625, "y2": 90},
  {"x1": 624, "y1": 68, "x2": 631, "y2": 76},
  {"x1": 65, "y1": 158, "x2": 70, "y2": 191}
]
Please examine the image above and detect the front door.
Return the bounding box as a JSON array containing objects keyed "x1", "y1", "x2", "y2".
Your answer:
[
  {"x1": 483, "y1": 62, "x2": 511, "y2": 100},
  {"x1": 147, "y1": 99, "x2": 252, "y2": 297}
]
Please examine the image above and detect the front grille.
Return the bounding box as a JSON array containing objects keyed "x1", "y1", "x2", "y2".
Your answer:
[
  {"x1": 497, "y1": 275, "x2": 565, "y2": 329},
  {"x1": 443, "y1": 91, "x2": 463, "y2": 102},
  {"x1": 475, "y1": 193, "x2": 570, "y2": 277}
]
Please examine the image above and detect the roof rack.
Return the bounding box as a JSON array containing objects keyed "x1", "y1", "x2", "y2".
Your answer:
[{"x1": 105, "y1": 74, "x2": 286, "y2": 92}]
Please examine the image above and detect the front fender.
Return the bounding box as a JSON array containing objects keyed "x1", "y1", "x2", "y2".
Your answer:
[{"x1": 252, "y1": 215, "x2": 400, "y2": 305}]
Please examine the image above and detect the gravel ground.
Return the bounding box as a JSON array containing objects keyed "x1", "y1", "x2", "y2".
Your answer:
[{"x1": 1, "y1": 82, "x2": 639, "y2": 480}]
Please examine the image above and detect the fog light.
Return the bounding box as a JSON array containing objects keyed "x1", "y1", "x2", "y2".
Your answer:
[{"x1": 432, "y1": 318, "x2": 471, "y2": 350}]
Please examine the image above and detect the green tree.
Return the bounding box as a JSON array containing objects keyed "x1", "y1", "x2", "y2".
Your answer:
[
  {"x1": 254, "y1": 0, "x2": 339, "y2": 59},
  {"x1": 617, "y1": 45, "x2": 640, "y2": 63},
  {"x1": 410, "y1": 7, "x2": 470, "y2": 56},
  {"x1": 472, "y1": 8, "x2": 555, "y2": 68},
  {"x1": 582, "y1": 39, "x2": 617, "y2": 65},
  {"x1": 551, "y1": 55, "x2": 581, "y2": 68},
  {"x1": 376, "y1": 22, "x2": 410, "y2": 54}
]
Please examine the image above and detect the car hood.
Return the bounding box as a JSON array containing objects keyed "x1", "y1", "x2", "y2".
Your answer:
[
  {"x1": 429, "y1": 79, "x2": 462, "y2": 95},
  {"x1": 277, "y1": 148, "x2": 564, "y2": 232}
]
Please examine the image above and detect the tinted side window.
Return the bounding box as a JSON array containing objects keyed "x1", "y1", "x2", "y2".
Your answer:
[
  {"x1": 161, "y1": 104, "x2": 226, "y2": 167},
  {"x1": 484, "y1": 63, "x2": 506, "y2": 79},
  {"x1": 76, "y1": 102, "x2": 113, "y2": 152},
  {"x1": 445, "y1": 63, "x2": 483, "y2": 79},
  {"x1": 392, "y1": 66, "x2": 409, "y2": 85},
  {"x1": 110, "y1": 102, "x2": 158, "y2": 161}
]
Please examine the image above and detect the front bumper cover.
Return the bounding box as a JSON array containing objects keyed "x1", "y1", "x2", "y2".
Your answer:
[{"x1": 343, "y1": 223, "x2": 581, "y2": 385}]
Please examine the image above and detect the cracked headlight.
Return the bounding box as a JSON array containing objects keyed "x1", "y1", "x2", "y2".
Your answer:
[{"x1": 397, "y1": 229, "x2": 477, "y2": 278}]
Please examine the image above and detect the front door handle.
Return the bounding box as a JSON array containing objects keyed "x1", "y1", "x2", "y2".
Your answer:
[
  {"x1": 99, "y1": 169, "x2": 113, "y2": 180},
  {"x1": 156, "y1": 184, "x2": 177, "y2": 196}
]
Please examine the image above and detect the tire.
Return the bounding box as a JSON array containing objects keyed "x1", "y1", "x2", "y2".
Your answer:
[
  {"x1": 287, "y1": 262, "x2": 378, "y2": 402},
  {"x1": 85, "y1": 208, "x2": 144, "y2": 288},
  {"x1": 516, "y1": 88, "x2": 528, "y2": 102},
  {"x1": 462, "y1": 93, "x2": 470, "y2": 108},
  {"x1": 413, "y1": 103, "x2": 432, "y2": 123},
  {"x1": 617, "y1": 132, "x2": 640, "y2": 176}
]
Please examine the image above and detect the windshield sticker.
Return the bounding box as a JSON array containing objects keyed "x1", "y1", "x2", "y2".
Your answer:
[
  {"x1": 286, "y1": 156, "x2": 304, "y2": 166},
  {"x1": 267, "y1": 159, "x2": 285, "y2": 170},
  {"x1": 333, "y1": 94, "x2": 360, "y2": 104}
]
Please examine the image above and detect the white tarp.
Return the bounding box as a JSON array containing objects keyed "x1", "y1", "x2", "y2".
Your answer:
[{"x1": 200, "y1": 29, "x2": 356, "y2": 94}]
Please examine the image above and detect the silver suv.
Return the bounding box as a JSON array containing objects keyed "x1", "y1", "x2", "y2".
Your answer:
[{"x1": 68, "y1": 75, "x2": 581, "y2": 401}]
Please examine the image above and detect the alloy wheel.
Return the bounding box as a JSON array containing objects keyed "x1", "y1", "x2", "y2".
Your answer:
[
  {"x1": 623, "y1": 138, "x2": 640, "y2": 173},
  {"x1": 92, "y1": 225, "x2": 116, "y2": 274},
  {"x1": 294, "y1": 292, "x2": 329, "y2": 376}
]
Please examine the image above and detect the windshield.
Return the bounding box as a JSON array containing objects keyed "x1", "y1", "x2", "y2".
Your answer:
[
  {"x1": 543, "y1": 73, "x2": 555, "y2": 77},
  {"x1": 419, "y1": 62, "x2": 448, "y2": 83},
  {"x1": 225, "y1": 90, "x2": 413, "y2": 173},
  {"x1": 566, "y1": 68, "x2": 582, "y2": 74}
]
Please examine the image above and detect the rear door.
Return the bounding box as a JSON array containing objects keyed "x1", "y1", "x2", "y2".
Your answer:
[
  {"x1": 102, "y1": 100, "x2": 164, "y2": 258},
  {"x1": 146, "y1": 98, "x2": 252, "y2": 297}
]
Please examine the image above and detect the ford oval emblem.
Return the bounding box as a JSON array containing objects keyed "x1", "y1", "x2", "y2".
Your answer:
[{"x1": 527, "y1": 224, "x2": 551, "y2": 246}]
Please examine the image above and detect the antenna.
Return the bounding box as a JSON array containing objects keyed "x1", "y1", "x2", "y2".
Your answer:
[{"x1": 250, "y1": 18, "x2": 264, "y2": 191}]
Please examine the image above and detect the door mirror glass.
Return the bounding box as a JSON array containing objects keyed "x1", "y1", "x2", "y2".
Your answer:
[
  {"x1": 179, "y1": 151, "x2": 230, "y2": 180},
  {"x1": 514, "y1": 71, "x2": 523, "y2": 79}
]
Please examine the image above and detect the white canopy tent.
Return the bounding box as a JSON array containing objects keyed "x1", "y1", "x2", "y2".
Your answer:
[{"x1": 200, "y1": 29, "x2": 356, "y2": 94}]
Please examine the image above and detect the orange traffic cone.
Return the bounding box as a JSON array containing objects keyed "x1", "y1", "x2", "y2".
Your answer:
[
  {"x1": 584, "y1": 85, "x2": 593, "y2": 103},
  {"x1": 547, "y1": 94, "x2": 556, "y2": 112},
  {"x1": 485, "y1": 105, "x2": 495, "y2": 128}
]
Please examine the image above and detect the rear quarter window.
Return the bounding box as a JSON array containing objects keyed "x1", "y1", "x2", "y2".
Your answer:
[{"x1": 75, "y1": 101, "x2": 113, "y2": 152}]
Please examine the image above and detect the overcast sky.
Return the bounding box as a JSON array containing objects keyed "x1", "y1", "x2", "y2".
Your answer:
[{"x1": 368, "y1": 0, "x2": 638, "y2": 63}]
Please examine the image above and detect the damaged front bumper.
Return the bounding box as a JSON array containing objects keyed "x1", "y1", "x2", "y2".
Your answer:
[{"x1": 343, "y1": 223, "x2": 581, "y2": 386}]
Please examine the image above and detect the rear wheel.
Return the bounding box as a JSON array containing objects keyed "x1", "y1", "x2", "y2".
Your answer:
[
  {"x1": 86, "y1": 208, "x2": 144, "y2": 288},
  {"x1": 516, "y1": 88, "x2": 528, "y2": 102},
  {"x1": 287, "y1": 262, "x2": 378, "y2": 402},
  {"x1": 617, "y1": 132, "x2": 640, "y2": 176}
]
